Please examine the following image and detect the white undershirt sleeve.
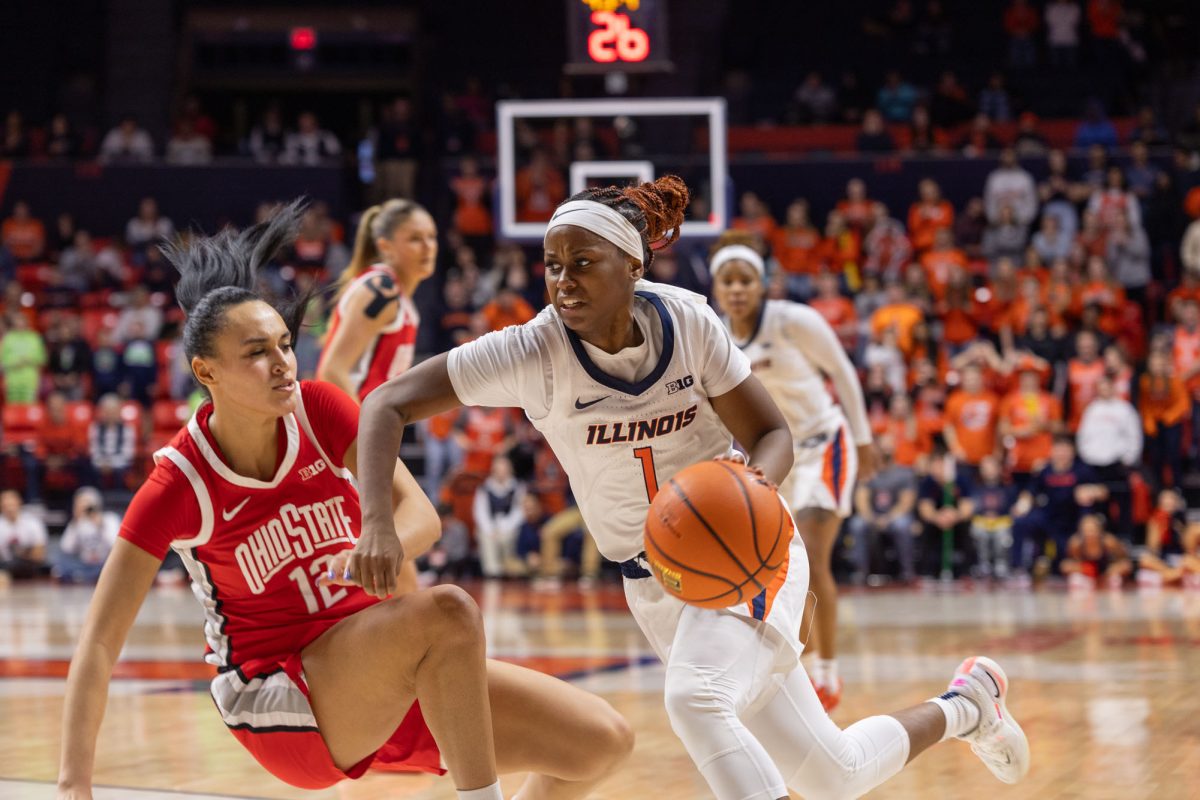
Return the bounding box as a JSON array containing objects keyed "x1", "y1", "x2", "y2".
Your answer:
[{"x1": 784, "y1": 305, "x2": 874, "y2": 445}]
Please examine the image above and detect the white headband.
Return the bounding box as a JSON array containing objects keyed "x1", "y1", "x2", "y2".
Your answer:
[
  {"x1": 709, "y1": 244, "x2": 765, "y2": 278},
  {"x1": 546, "y1": 200, "x2": 645, "y2": 263}
]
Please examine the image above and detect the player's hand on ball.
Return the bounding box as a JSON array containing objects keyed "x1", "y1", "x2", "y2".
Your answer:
[{"x1": 714, "y1": 454, "x2": 776, "y2": 492}]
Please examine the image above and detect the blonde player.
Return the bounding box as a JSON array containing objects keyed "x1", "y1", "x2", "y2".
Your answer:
[
  {"x1": 318, "y1": 199, "x2": 437, "y2": 593},
  {"x1": 341, "y1": 177, "x2": 1029, "y2": 800},
  {"x1": 710, "y1": 231, "x2": 878, "y2": 711}
]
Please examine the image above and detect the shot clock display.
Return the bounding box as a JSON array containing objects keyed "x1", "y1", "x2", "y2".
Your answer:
[{"x1": 565, "y1": 0, "x2": 671, "y2": 74}]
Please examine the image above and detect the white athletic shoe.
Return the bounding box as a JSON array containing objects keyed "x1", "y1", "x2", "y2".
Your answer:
[{"x1": 948, "y1": 656, "x2": 1030, "y2": 784}]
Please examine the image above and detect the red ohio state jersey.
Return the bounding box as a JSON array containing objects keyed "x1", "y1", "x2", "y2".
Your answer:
[
  {"x1": 120, "y1": 381, "x2": 377, "y2": 676},
  {"x1": 318, "y1": 264, "x2": 418, "y2": 401}
]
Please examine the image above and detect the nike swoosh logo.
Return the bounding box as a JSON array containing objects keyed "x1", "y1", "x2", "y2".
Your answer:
[
  {"x1": 575, "y1": 395, "x2": 610, "y2": 410},
  {"x1": 984, "y1": 671, "x2": 1002, "y2": 699},
  {"x1": 222, "y1": 497, "x2": 251, "y2": 522}
]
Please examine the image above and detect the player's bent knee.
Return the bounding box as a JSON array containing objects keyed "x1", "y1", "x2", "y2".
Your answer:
[
  {"x1": 663, "y1": 667, "x2": 735, "y2": 732},
  {"x1": 425, "y1": 584, "x2": 484, "y2": 641}
]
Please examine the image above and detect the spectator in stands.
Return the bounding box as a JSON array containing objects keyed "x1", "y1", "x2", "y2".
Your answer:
[
  {"x1": 449, "y1": 155, "x2": 493, "y2": 253},
  {"x1": 1140, "y1": 349, "x2": 1189, "y2": 489},
  {"x1": 87, "y1": 394, "x2": 136, "y2": 490},
  {"x1": 949, "y1": 197, "x2": 984, "y2": 260},
  {"x1": 818, "y1": 210, "x2": 862, "y2": 277},
  {"x1": 856, "y1": 109, "x2": 896, "y2": 154},
  {"x1": 864, "y1": 327, "x2": 907, "y2": 394},
  {"x1": 1045, "y1": 0, "x2": 1082, "y2": 69},
  {"x1": 90, "y1": 328, "x2": 123, "y2": 401},
  {"x1": 1013, "y1": 113, "x2": 1049, "y2": 157},
  {"x1": 1039, "y1": 150, "x2": 1083, "y2": 238},
  {"x1": 472, "y1": 454, "x2": 526, "y2": 579},
  {"x1": 1130, "y1": 105, "x2": 1169, "y2": 147},
  {"x1": 248, "y1": 104, "x2": 286, "y2": 163},
  {"x1": 1061, "y1": 514, "x2": 1131, "y2": 585},
  {"x1": 1102, "y1": 345, "x2": 1133, "y2": 398},
  {"x1": 1, "y1": 201, "x2": 46, "y2": 263},
  {"x1": 176, "y1": 95, "x2": 216, "y2": 142},
  {"x1": 837, "y1": 178, "x2": 875, "y2": 233},
  {"x1": 0, "y1": 489, "x2": 47, "y2": 583},
  {"x1": 53, "y1": 487, "x2": 119, "y2": 584},
  {"x1": 982, "y1": 204, "x2": 1030, "y2": 266},
  {"x1": 862, "y1": 203, "x2": 911, "y2": 280},
  {"x1": 848, "y1": 433, "x2": 917, "y2": 584},
  {"x1": 98, "y1": 115, "x2": 154, "y2": 163},
  {"x1": 47, "y1": 315, "x2": 91, "y2": 400},
  {"x1": 1076, "y1": 372, "x2": 1141, "y2": 539},
  {"x1": 1125, "y1": 141, "x2": 1160, "y2": 201},
  {"x1": 480, "y1": 281, "x2": 536, "y2": 333},
  {"x1": 50, "y1": 212, "x2": 77, "y2": 261},
  {"x1": 909, "y1": 178, "x2": 954, "y2": 253},
  {"x1": 1183, "y1": 214, "x2": 1200, "y2": 275},
  {"x1": 59, "y1": 230, "x2": 125, "y2": 291},
  {"x1": 999, "y1": 363, "x2": 1062, "y2": 484},
  {"x1": 906, "y1": 105, "x2": 941, "y2": 154},
  {"x1": 514, "y1": 148, "x2": 566, "y2": 223},
  {"x1": 1067, "y1": 329, "x2": 1106, "y2": 430},
  {"x1": 771, "y1": 199, "x2": 822, "y2": 289},
  {"x1": 2, "y1": 110, "x2": 30, "y2": 158},
  {"x1": 969, "y1": 455, "x2": 1017, "y2": 579},
  {"x1": 929, "y1": 71, "x2": 973, "y2": 129},
  {"x1": 1003, "y1": 0, "x2": 1040, "y2": 69},
  {"x1": 944, "y1": 364, "x2": 1001, "y2": 483},
  {"x1": 876, "y1": 70, "x2": 918, "y2": 123},
  {"x1": 281, "y1": 111, "x2": 341, "y2": 165},
  {"x1": 165, "y1": 118, "x2": 212, "y2": 165},
  {"x1": 917, "y1": 451, "x2": 976, "y2": 578},
  {"x1": 1074, "y1": 100, "x2": 1119, "y2": 150},
  {"x1": 794, "y1": 71, "x2": 837, "y2": 123},
  {"x1": 0, "y1": 312, "x2": 46, "y2": 405},
  {"x1": 376, "y1": 95, "x2": 421, "y2": 201},
  {"x1": 978, "y1": 72, "x2": 1014, "y2": 123},
  {"x1": 731, "y1": 191, "x2": 778, "y2": 241},
  {"x1": 515, "y1": 493, "x2": 547, "y2": 576},
  {"x1": 985, "y1": 149, "x2": 1038, "y2": 227},
  {"x1": 114, "y1": 286, "x2": 164, "y2": 344},
  {"x1": 45, "y1": 113, "x2": 80, "y2": 159},
  {"x1": 35, "y1": 391, "x2": 89, "y2": 501},
  {"x1": 810, "y1": 270, "x2": 858, "y2": 350},
  {"x1": 959, "y1": 113, "x2": 1003, "y2": 158},
  {"x1": 921, "y1": 227, "x2": 966, "y2": 300},
  {"x1": 1011, "y1": 436, "x2": 1105, "y2": 576},
  {"x1": 119, "y1": 321, "x2": 157, "y2": 407},
  {"x1": 1106, "y1": 210, "x2": 1151, "y2": 304},
  {"x1": 1089, "y1": 167, "x2": 1142, "y2": 234},
  {"x1": 1031, "y1": 214, "x2": 1072, "y2": 264},
  {"x1": 125, "y1": 197, "x2": 175, "y2": 258},
  {"x1": 835, "y1": 70, "x2": 870, "y2": 124},
  {"x1": 870, "y1": 279, "x2": 924, "y2": 357}
]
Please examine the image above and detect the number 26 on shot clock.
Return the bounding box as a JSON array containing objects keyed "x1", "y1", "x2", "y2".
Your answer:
[{"x1": 588, "y1": 11, "x2": 650, "y2": 64}]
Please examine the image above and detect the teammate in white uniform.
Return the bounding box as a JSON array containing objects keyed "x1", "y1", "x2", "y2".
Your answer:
[
  {"x1": 710, "y1": 232, "x2": 877, "y2": 711},
  {"x1": 351, "y1": 178, "x2": 1029, "y2": 800}
]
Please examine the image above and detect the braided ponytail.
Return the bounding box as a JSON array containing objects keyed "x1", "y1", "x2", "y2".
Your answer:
[{"x1": 565, "y1": 175, "x2": 690, "y2": 268}]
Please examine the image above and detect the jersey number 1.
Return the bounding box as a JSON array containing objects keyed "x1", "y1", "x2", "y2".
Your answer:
[{"x1": 633, "y1": 446, "x2": 659, "y2": 502}]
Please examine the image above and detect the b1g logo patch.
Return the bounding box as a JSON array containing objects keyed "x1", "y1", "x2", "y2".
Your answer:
[
  {"x1": 665, "y1": 375, "x2": 694, "y2": 395},
  {"x1": 299, "y1": 459, "x2": 328, "y2": 481}
]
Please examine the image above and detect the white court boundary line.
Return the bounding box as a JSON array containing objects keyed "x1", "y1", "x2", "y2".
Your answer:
[
  {"x1": 0, "y1": 779, "x2": 261, "y2": 799},
  {"x1": 496, "y1": 97, "x2": 727, "y2": 240}
]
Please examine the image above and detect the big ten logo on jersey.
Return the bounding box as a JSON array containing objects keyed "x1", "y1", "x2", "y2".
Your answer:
[
  {"x1": 665, "y1": 374, "x2": 694, "y2": 395},
  {"x1": 298, "y1": 459, "x2": 327, "y2": 481},
  {"x1": 234, "y1": 496, "x2": 355, "y2": 596},
  {"x1": 585, "y1": 405, "x2": 697, "y2": 445}
]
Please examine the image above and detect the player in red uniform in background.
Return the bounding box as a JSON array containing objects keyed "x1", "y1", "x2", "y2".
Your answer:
[
  {"x1": 318, "y1": 199, "x2": 437, "y2": 593},
  {"x1": 318, "y1": 198, "x2": 434, "y2": 401},
  {"x1": 56, "y1": 204, "x2": 632, "y2": 800}
]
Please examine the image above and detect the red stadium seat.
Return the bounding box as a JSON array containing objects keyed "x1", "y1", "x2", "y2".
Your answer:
[
  {"x1": 81, "y1": 309, "x2": 120, "y2": 348},
  {"x1": 65, "y1": 401, "x2": 94, "y2": 429},
  {"x1": 119, "y1": 401, "x2": 144, "y2": 432},
  {"x1": 15, "y1": 263, "x2": 51, "y2": 291},
  {"x1": 1, "y1": 403, "x2": 46, "y2": 449},
  {"x1": 151, "y1": 399, "x2": 189, "y2": 431}
]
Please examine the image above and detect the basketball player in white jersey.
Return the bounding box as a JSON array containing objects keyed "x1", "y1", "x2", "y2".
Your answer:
[
  {"x1": 710, "y1": 231, "x2": 876, "y2": 712},
  {"x1": 318, "y1": 199, "x2": 435, "y2": 593},
  {"x1": 342, "y1": 177, "x2": 1029, "y2": 800}
]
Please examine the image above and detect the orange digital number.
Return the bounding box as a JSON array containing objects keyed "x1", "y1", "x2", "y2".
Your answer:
[{"x1": 588, "y1": 12, "x2": 651, "y2": 64}]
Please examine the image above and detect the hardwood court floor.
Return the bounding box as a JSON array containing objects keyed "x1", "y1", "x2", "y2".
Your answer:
[{"x1": 3, "y1": 579, "x2": 1200, "y2": 799}]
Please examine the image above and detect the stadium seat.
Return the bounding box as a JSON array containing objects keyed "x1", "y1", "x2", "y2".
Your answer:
[
  {"x1": 65, "y1": 401, "x2": 95, "y2": 428},
  {"x1": 81, "y1": 309, "x2": 120, "y2": 347},
  {"x1": 1, "y1": 403, "x2": 46, "y2": 449},
  {"x1": 151, "y1": 399, "x2": 189, "y2": 431}
]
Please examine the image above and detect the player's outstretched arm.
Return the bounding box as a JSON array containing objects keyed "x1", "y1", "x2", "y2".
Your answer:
[
  {"x1": 709, "y1": 374, "x2": 794, "y2": 486},
  {"x1": 354, "y1": 353, "x2": 464, "y2": 597},
  {"x1": 57, "y1": 539, "x2": 162, "y2": 800}
]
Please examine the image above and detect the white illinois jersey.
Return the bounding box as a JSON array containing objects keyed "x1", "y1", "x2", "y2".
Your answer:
[
  {"x1": 728, "y1": 299, "x2": 872, "y2": 448},
  {"x1": 448, "y1": 281, "x2": 748, "y2": 563}
]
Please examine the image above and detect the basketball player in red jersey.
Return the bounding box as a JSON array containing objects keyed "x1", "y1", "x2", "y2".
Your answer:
[
  {"x1": 317, "y1": 198, "x2": 436, "y2": 592},
  {"x1": 317, "y1": 198, "x2": 434, "y2": 401},
  {"x1": 55, "y1": 203, "x2": 632, "y2": 800}
]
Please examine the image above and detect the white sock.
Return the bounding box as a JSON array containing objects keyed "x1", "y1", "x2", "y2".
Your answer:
[
  {"x1": 929, "y1": 691, "x2": 981, "y2": 741},
  {"x1": 819, "y1": 658, "x2": 838, "y2": 686},
  {"x1": 458, "y1": 781, "x2": 503, "y2": 800}
]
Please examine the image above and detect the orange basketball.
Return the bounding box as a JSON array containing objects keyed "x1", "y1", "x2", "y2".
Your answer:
[{"x1": 644, "y1": 460, "x2": 792, "y2": 609}]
